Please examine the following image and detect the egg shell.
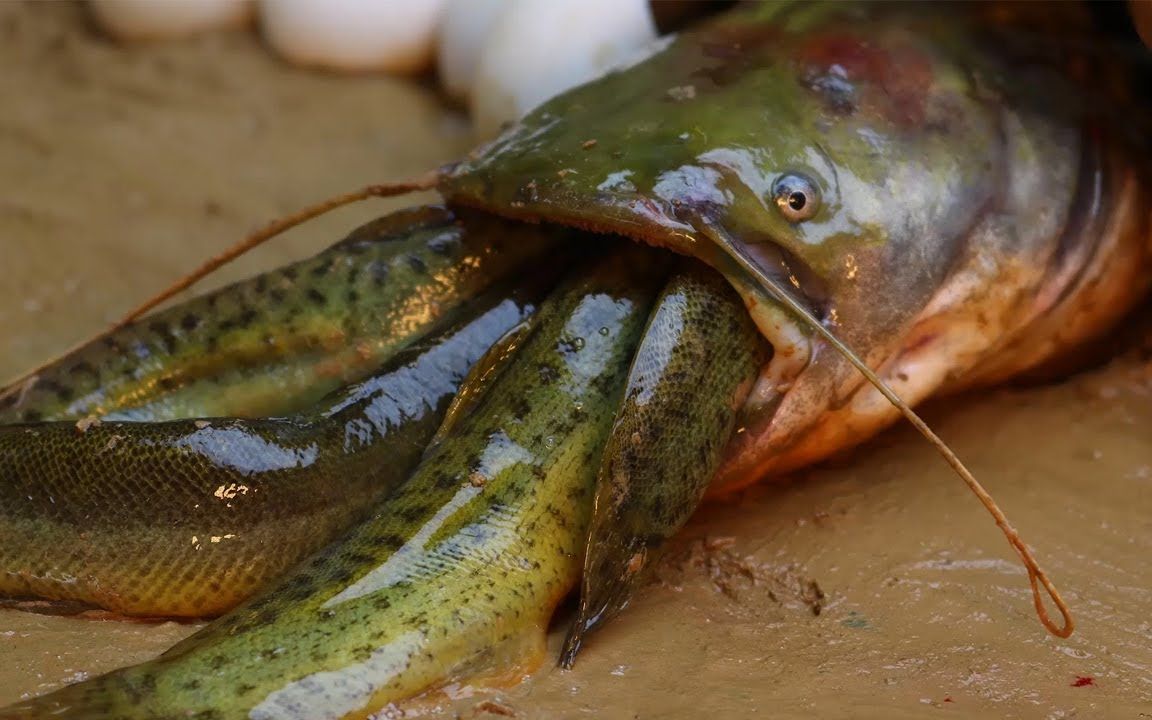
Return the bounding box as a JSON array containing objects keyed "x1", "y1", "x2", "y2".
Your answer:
[
  {"x1": 437, "y1": 0, "x2": 509, "y2": 104},
  {"x1": 470, "y1": 0, "x2": 657, "y2": 139},
  {"x1": 260, "y1": 0, "x2": 447, "y2": 74},
  {"x1": 91, "y1": 0, "x2": 253, "y2": 41}
]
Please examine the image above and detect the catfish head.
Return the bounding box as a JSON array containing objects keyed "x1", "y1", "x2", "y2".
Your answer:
[{"x1": 439, "y1": 2, "x2": 1018, "y2": 489}]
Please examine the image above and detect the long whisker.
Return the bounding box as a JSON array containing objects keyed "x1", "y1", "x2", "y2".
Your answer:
[
  {"x1": 116, "y1": 177, "x2": 440, "y2": 329},
  {"x1": 1, "y1": 174, "x2": 438, "y2": 400},
  {"x1": 696, "y1": 218, "x2": 1074, "y2": 639}
]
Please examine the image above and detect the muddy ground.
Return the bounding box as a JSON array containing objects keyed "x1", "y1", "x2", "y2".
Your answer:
[{"x1": 0, "y1": 4, "x2": 1149, "y2": 718}]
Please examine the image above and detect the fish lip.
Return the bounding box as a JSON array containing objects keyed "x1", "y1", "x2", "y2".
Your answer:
[
  {"x1": 445, "y1": 194, "x2": 813, "y2": 427},
  {"x1": 444, "y1": 188, "x2": 812, "y2": 362},
  {"x1": 687, "y1": 219, "x2": 814, "y2": 406},
  {"x1": 442, "y1": 191, "x2": 817, "y2": 492}
]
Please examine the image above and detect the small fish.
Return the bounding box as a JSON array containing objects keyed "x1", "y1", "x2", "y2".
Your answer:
[
  {"x1": 0, "y1": 275, "x2": 544, "y2": 616},
  {"x1": 561, "y1": 262, "x2": 770, "y2": 665},
  {"x1": 0, "y1": 244, "x2": 667, "y2": 718},
  {"x1": 0, "y1": 207, "x2": 555, "y2": 423}
]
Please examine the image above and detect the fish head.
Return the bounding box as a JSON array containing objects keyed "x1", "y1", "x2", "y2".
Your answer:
[
  {"x1": 443, "y1": 2, "x2": 998, "y2": 350},
  {"x1": 441, "y1": 2, "x2": 1005, "y2": 482}
]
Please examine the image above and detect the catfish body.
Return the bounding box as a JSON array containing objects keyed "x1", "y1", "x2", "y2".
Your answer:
[{"x1": 442, "y1": 0, "x2": 1152, "y2": 491}]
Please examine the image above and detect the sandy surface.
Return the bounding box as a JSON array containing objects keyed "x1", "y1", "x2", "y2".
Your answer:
[{"x1": 1, "y1": 4, "x2": 1150, "y2": 718}]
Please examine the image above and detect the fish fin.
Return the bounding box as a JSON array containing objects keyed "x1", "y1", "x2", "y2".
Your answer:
[
  {"x1": 390, "y1": 623, "x2": 548, "y2": 718},
  {"x1": 425, "y1": 318, "x2": 538, "y2": 453}
]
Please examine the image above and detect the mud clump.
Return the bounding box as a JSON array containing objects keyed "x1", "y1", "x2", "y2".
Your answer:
[{"x1": 654, "y1": 535, "x2": 825, "y2": 616}]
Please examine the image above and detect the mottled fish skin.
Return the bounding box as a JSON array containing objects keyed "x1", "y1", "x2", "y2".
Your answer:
[
  {"x1": 440, "y1": 1, "x2": 1152, "y2": 490},
  {"x1": 0, "y1": 206, "x2": 556, "y2": 424},
  {"x1": 0, "y1": 244, "x2": 668, "y2": 720},
  {"x1": 560, "y1": 263, "x2": 769, "y2": 666},
  {"x1": 0, "y1": 281, "x2": 546, "y2": 617}
]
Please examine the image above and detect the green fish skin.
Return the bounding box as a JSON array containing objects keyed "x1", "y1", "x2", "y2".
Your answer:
[
  {"x1": 441, "y1": 1, "x2": 1152, "y2": 490},
  {"x1": 0, "y1": 206, "x2": 555, "y2": 424},
  {"x1": 560, "y1": 263, "x2": 769, "y2": 666},
  {"x1": 0, "y1": 280, "x2": 543, "y2": 617},
  {"x1": 0, "y1": 243, "x2": 667, "y2": 720}
]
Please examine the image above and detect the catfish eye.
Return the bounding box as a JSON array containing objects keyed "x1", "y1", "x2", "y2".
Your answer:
[{"x1": 771, "y1": 173, "x2": 821, "y2": 223}]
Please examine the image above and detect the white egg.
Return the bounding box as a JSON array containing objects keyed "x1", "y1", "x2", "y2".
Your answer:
[
  {"x1": 436, "y1": 0, "x2": 509, "y2": 104},
  {"x1": 470, "y1": 0, "x2": 657, "y2": 139},
  {"x1": 91, "y1": 0, "x2": 253, "y2": 41},
  {"x1": 259, "y1": 0, "x2": 447, "y2": 74}
]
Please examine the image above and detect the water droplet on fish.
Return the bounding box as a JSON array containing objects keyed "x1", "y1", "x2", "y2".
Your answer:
[
  {"x1": 573, "y1": 401, "x2": 584, "y2": 412},
  {"x1": 573, "y1": 337, "x2": 585, "y2": 349},
  {"x1": 545, "y1": 436, "x2": 557, "y2": 449},
  {"x1": 598, "y1": 327, "x2": 609, "y2": 336}
]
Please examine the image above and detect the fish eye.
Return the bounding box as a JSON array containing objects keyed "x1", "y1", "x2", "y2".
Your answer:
[{"x1": 771, "y1": 173, "x2": 821, "y2": 223}]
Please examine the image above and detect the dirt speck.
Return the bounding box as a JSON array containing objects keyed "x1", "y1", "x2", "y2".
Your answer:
[
  {"x1": 470, "y1": 699, "x2": 517, "y2": 717},
  {"x1": 655, "y1": 535, "x2": 825, "y2": 613},
  {"x1": 74, "y1": 415, "x2": 101, "y2": 433}
]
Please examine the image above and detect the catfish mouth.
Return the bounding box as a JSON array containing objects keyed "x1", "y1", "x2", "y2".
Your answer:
[
  {"x1": 440, "y1": 164, "x2": 824, "y2": 384},
  {"x1": 673, "y1": 218, "x2": 820, "y2": 422},
  {"x1": 442, "y1": 193, "x2": 817, "y2": 432}
]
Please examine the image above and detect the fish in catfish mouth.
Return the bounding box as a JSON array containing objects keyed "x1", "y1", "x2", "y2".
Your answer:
[{"x1": 440, "y1": 0, "x2": 1152, "y2": 492}]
